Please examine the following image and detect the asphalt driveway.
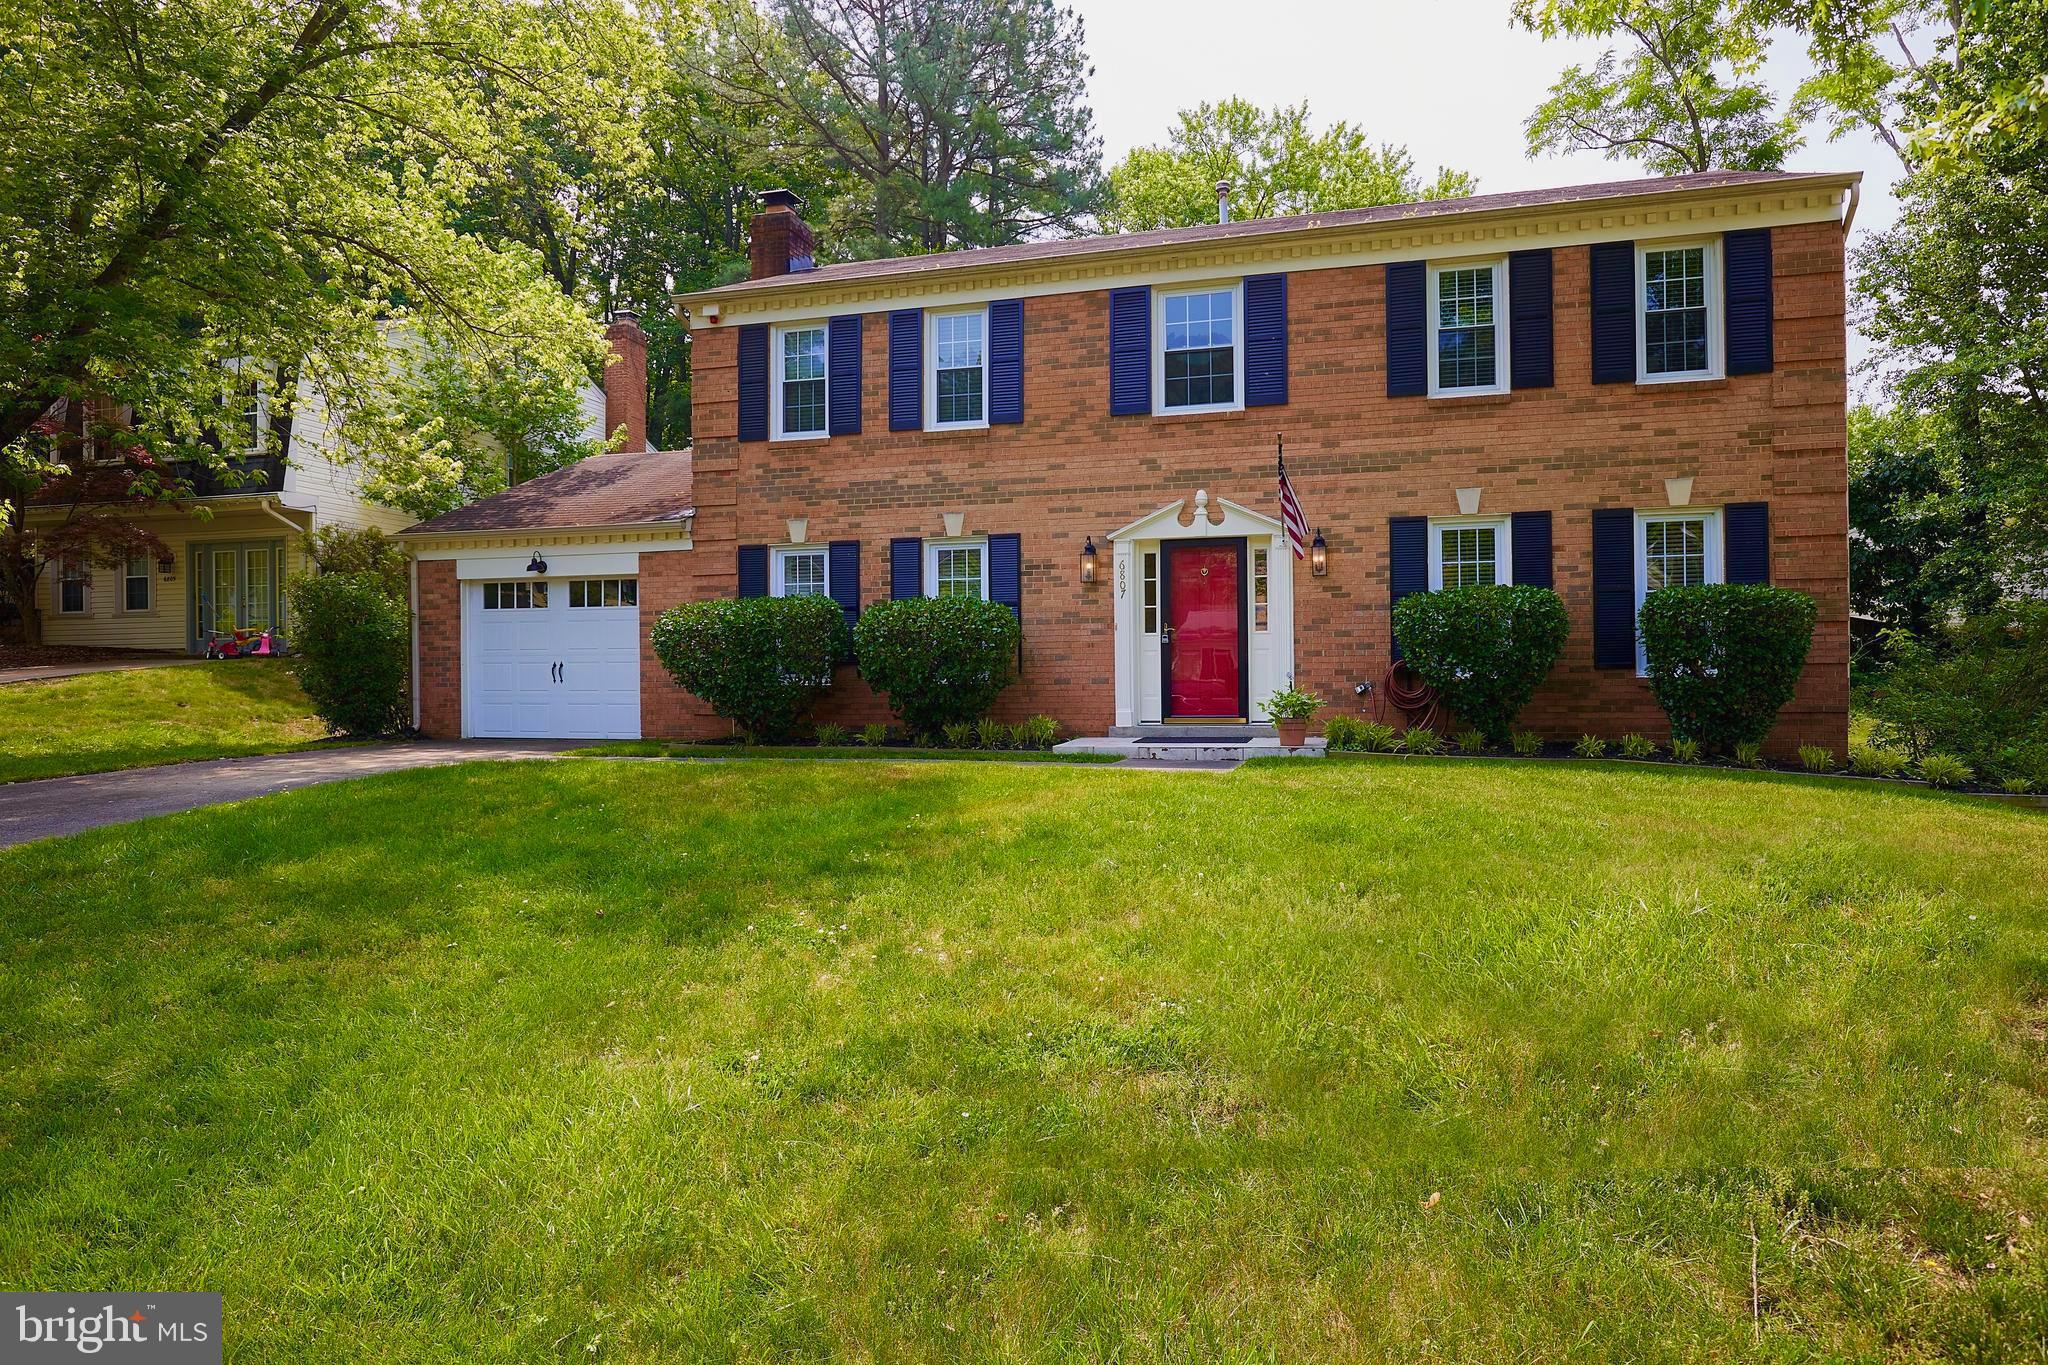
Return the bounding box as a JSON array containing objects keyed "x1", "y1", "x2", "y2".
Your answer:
[{"x1": 0, "y1": 741, "x2": 580, "y2": 848}]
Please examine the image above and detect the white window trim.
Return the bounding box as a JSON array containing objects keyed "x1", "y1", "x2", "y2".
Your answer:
[
  {"x1": 55, "y1": 558, "x2": 89, "y2": 615},
  {"x1": 770, "y1": 544, "x2": 830, "y2": 598},
  {"x1": 1426, "y1": 515, "x2": 1512, "y2": 590},
  {"x1": 1635, "y1": 238, "x2": 1724, "y2": 384},
  {"x1": 1426, "y1": 258, "x2": 1510, "y2": 398},
  {"x1": 1152, "y1": 281, "x2": 1245, "y2": 416},
  {"x1": 224, "y1": 358, "x2": 272, "y2": 456},
  {"x1": 1634, "y1": 507, "x2": 1723, "y2": 673},
  {"x1": 121, "y1": 555, "x2": 153, "y2": 614},
  {"x1": 923, "y1": 537, "x2": 990, "y2": 600},
  {"x1": 769, "y1": 322, "x2": 830, "y2": 442},
  {"x1": 924, "y1": 307, "x2": 990, "y2": 431}
]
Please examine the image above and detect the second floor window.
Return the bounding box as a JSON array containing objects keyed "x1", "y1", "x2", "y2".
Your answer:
[
  {"x1": 1639, "y1": 243, "x2": 1717, "y2": 379},
  {"x1": 774, "y1": 325, "x2": 828, "y2": 439},
  {"x1": 772, "y1": 546, "x2": 828, "y2": 597},
  {"x1": 928, "y1": 310, "x2": 987, "y2": 428},
  {"x1": 1158, "y1": 286, "x2": 1238, "y2": 412},
  {"x1": 1429, "y1": 262, "x2": 1505, "y2": 395}
]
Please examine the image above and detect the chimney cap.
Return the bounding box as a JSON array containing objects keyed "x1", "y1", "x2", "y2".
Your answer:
[
  {"x1": 1216, "y1": 179, "x2": 1233, "y2": 224},
  {"x1": 607, "y1": 307, "x2": 640, "y2": 325},
  {"x1": 759, "y1": 188, "x2": 806, "y2": 212}
]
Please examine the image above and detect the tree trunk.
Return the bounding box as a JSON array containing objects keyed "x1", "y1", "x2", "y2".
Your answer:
[{"x1": 17, "y1": 594, "x2": 42, "y2": 648}]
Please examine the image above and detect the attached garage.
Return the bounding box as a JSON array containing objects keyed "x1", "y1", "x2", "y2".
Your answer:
[{"x1": 399, "y1": 448, "x2": 695, "y2": 741}]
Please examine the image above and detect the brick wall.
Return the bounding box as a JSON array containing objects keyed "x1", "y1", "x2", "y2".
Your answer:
[
  {"x1": 416, "y1": 559, "x2": 461, "y2": 738},
  {"x1": 673, "y1": 222, "x2": 1851, "y2": 753}
]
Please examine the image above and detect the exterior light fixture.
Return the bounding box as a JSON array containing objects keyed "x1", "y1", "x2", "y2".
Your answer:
[
  {"x1": 157, "y1": 555, "x2": 176, "y2": 577},
  {"x1": 1310, "y1": 529, "x2": 1328, "y2": 577},
  {"x1": 525, "y1": 552, "x2": 548, "y2": 575},
  {"x1": 1079, "y1": 536, "x2": 1098, "y2": 584}
]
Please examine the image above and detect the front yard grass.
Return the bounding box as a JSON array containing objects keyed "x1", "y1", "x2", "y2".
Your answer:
[
  {"x1": 0, "y1": 659, "x2": 339, "y2": 783},
  {"x1": 2, "y1": 758, "x2": 2045, "y2": 1360}
]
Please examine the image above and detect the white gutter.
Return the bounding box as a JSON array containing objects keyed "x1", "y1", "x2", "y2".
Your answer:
[
  {"x1": 1842, "y1": 180, "x2": 1861, "y2": 235},
  {"x1": 258, "y1": 497, "x2": 304, "y2": 537}
]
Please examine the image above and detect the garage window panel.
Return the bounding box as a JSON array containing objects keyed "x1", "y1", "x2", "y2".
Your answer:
[
  {"x1": 482, "y1": 580, "x2": 548, "y2": 610},
  {"x1": 568, "y1": 578, "x2": 638, "y2": 608}
]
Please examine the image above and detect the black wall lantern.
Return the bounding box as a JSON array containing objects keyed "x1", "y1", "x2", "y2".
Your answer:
[
  {"x1": 525, "y1": 552, "x2": 548, "y2": 575},
  {"x1": 1310, "y1": 529, "x2": 1328, "y2": 577},
  {"x1": 1079, "y1": 536, "x2": 1098, "y2": 584}
]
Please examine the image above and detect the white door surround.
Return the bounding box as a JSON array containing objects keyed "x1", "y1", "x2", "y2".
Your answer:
[{"x1": 1107, "y1": 491, "x2": 1295, "y2": 728}]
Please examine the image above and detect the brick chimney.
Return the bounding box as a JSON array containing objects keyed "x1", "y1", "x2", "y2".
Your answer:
[
  {"x1": 603, "y1": 310, "x2": 648, "y2": 452},
  {"x1": 749, "y1": 188, "x2": 815, "y2": 281}
]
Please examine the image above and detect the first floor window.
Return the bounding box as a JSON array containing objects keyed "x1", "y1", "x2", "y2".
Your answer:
[
  {"x1": 929, "y1": 309, "x2": 986, "y2": 427},
  {"x1": 1430, "y1": 261, "x2": 1504, "y2": 393},
  {"x1": 775, "y1": 325, "x2": 828, "y2": 438},
  {"x1": 568, "y1": 578, "x2": 637, "y2": 607},
  {"x1": 1141, "y1": 550, "x2": 1159, "y2": 633},
  {"x1": 123, "y1": 554, "x2": 152, "y2": 612},
  {"x1": 482, "y1": 580, "x2": 548, "y2": 610},
  {"x1": 1159, "y1": 286, "x2": 1237, "y2": 410},
  {"x1": 57, "y1": 558, "x2": 88, "y2": 614},
  {"x1": 1640, "y1": 243, "x2": 1714, "y2": 378},
  {"x1": 773, "y1": 547, "x2": 828, "y2": 598},
  {"x1": 1636, "y1": 509, "x2": 1722, "y2": 671},
  {"x1": 1429, "y1": 518, "x2": 1508, "y2": 589},
  {"x1": 928, "y1": 540, "x2": 987, "y2": 599}
]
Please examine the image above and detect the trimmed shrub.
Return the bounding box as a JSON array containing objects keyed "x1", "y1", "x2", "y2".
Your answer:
[
  {"x1": 1618, "y1": 733, "x2": 1656, "y2": 759},
  {"x1": 1573, "y1": 734, "x2": 1608, "y2": 759},
  {"x1": 1797, "y1": 744, "x2": 1835, "y2": 773},
  {"x1": 853, "y1": 595, "x2": 1020, "y2": 735},
  {"x1": 1639, "y1": 584, "x2": 1817, "y2": 751},
  {"x1": 1510, "y1": 730, "x2": 1544, "y2": 757},
  {"x1": 286, "y1": 572, "x2": 409, "y2": 737},
  {"x1": 302, "y1": 525, "x2": 408, "y2": 602},
  {"x1": 650, "y1": 595, "x2": 846, "y2": 741},
  {"x1": 1865, "y1": 606, "x2": 2048, "y2": 787},
  {"x1": 1321, "y1": 715, "x2": 1368, "y2": 751},
  {"x1": 814, "y1": 722, "x2": 848, "y2": 747},
  {"x1": 1392, "y1": 585, "x2": 1569, "y2": 744}
]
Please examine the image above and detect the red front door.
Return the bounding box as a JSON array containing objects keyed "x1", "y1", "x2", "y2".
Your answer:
[{"x1": 1164, "y1": 542, "x2": 1244, "y2": 719}]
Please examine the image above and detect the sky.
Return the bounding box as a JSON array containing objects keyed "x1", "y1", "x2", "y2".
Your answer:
[{"x1": 1066, "y1": 0, "x2": 1902, "y2": 375}]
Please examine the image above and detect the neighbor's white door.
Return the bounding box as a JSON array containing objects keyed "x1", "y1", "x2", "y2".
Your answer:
[{"x1": 464, "y1": 577, "x2": 641, "y2": 739}]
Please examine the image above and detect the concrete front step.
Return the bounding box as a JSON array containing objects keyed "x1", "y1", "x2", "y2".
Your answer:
[
  {"x1": 1108, "y1": 723, "x2": 1276, "y2": 740},
  {"x1": 1054, "y1": 736, "x2": 1326, "y2": 763}
]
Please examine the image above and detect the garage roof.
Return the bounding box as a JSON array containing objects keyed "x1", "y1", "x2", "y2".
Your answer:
[{"x1": 402, "y1": 447, "x2": 694, "y2": 535}]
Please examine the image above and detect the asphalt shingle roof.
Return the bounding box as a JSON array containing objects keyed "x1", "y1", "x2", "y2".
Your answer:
[{"x1": 402, "y1": 447, "x2": 694, "y2": 535}]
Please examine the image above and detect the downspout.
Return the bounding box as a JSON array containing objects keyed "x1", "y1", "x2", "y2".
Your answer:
[
  {"x1": 1841, "y1": 181, "x2": 1861, "y2": 236},
  {"x1": 259, "y1": 497, "x2": 303, "y2": 638},
  {"x1": 258, "y1": 496, "x2": 301, "y2": 537}
]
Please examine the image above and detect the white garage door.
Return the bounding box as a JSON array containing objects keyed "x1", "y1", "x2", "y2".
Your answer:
[{"x1": 465, "y1": 577, "x2": 641, "y2": 739}]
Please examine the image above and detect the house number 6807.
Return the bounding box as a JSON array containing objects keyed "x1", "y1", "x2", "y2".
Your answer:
[{"x1": 1117, "y1": 560, "x2": 1127, "y2": 598}]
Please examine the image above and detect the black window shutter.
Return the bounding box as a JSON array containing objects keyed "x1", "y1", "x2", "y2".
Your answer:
[
  {"x1": 1243, "y1": 273, "x2": 1288, "y2": 407},
  {"x1": 1109, "y1": 286, "x2": 1151, "y2": 415},
  {"x1": 737, "y1": 325, "x2": 769, "y2": 442},
  {"x1": 1508, "y1": 249, "x2": 1554, "y2": 390},
  {"x1": 989, "y1": 299, "x2": 1024, "y2": 424},
  {"x1": 1724, "y1": 502, "x2": 1771, "y2": 583},
  {"x1": 737, "y1": 544, "x2": 768, "y2": 598},
  {"x1": 828, "y1": 315, "x2": 862, "y2": 435},
  {"x1": 889, "y1": 536, "x2": 922, "y2": 599},
  {"x1": 1511, "y1": 510, "x2": 1554, "y2": 587},
  {"x1": 1388, "y1": 515, "x2": 1427, "y2": 658},
  {"x1": 1589, "y1": 242, "x2": 1636, "y2": 384},
  {"x1": 1385, "y1": 262, "x2": 1426, "y2": 398},
  {"x1": 828, "y1": 539, "x2": 861, "y2": 628},
  {"x1": 1723, "y1": 229, "x2": 1774, "y2": 376},
  {"x1": 888, "y1": 309, "x2": 922, "y2": 431},
  {"x1": 989, "y1": 533, "x2": 1022, "y2": 628},
  {"x1": 1591, "y1": 508, "x2": 1636, "y2": 667}
]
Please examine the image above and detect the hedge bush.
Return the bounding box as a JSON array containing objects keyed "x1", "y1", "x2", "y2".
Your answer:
[
  {"x1": 1865, "y1": 603, "x2": 2048, "y2": 786},
  {"x1": 650, "y1": 595, "x2": 846, "y2": 740},
  {"x1": 852, "y1": 595, "x2": 1020, "y2": 735},
  {"x1": 285, "y1": 572, "x2": 410, "y2": 737},
  {"x1": 1392, "y1": 584, "x2": 1570, "y2": 744},
  {"x1": 1639, "y1": 584, "x2": 1817, "y2": 750}
]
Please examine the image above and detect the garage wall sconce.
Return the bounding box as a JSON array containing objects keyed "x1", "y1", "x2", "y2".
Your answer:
[
  {"x1": 1310, "y1": 529, "x2": 1328, "y2": 578},
  {"x1": 157, "y1": 555, "x2": 176, "y2": 577},
  {"x1": 1079, "y1": 536, "x2": 1098, "y2": 584},
  {"x1": 525, "y1": 552, "x2": 548, "y2": 575}
]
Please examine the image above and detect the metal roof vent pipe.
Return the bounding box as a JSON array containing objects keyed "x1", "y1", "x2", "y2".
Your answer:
[{"x1": 1216, "y1": 179, "x2": 1233, "y2": 224}]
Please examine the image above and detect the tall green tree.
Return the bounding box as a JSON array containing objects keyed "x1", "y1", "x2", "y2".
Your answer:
[
  {"x1": 708, "y1": 0, "x2": 1103, "y2": 254},
  {"x1": 1102, "y1": 100, "x2": 1475, "y2": 233},
  {"x1": 1512, "y1": 0, "x2": 1801, "y2": 173},
  {"x1": 1846, "y1": 406, "x2": 2000, "y2": 635}
]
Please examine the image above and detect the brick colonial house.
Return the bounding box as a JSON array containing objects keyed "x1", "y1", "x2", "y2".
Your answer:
[{"x1": 404, "y1": 170, "x2": 1858, "y2": 752}]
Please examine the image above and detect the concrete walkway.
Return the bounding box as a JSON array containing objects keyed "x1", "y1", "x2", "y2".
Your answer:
[
  {"x1": 0, "y1": 657, "x2": 205, "y2": 685},
  {"x1": 0, "y1": 741, "x2": 579, "y2": 849}
]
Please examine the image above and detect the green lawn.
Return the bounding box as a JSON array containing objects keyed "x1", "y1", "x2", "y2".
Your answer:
[
  {"x1": 2, "y1": 758, "x2": 2044, "y2": 1360},
  {"x1": 0, "y1": 660, "x2": 339, "y2": 783}
]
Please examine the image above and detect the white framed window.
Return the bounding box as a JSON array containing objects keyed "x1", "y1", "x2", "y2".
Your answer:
[
  {"x1": 1634, "y1": 508, "x2": 1723, "y2": 671},
  {"x1": 1154, "y1": 283, "x2": 1243, "y2": 414},
  {"x1": 567, "y1": 578, "x2": 638, "y2": 608},
  {"x1": 1141, "y1": 550, "x2": 1159, "y2": 633},
  {"x1": 56, "y1": 557, "x2": 88, "y2": 614},
  {"x1": 1252, "y1": 546, "x2": 1270, "y2": 631},
  {"x1": 771, "y1": 323, "x2": 829, "y2": 440},
  {"x1": 122, "y1": 554, "x2": 152, "y2": 613},
  {"x1": 222, "y1": 358, "x2": 271, "y2": 455},
  {"x1": 1637, "y1": 239, "x2": 1721, "y2": 382},
  {"x1": 925, "y1": 539, "x2": 988, "y2": 600},
  {"x1": 482, "y1": 580, "x2": 548, "y2": 610},
  {"x1": 1427, "y1": 517, "x2": 1510, "y2": 590},
  {"x1": 771, "y1": 546, "x2": 828, "y2": 598},
  {"x1": 926, "y1": 308, "x2": 988, "y2": 429},
  {"x1": 1427, "y1": 259, "x2": 1508, "y2": 396}
]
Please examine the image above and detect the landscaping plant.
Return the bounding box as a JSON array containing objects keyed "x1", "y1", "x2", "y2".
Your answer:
[
  {"x1": 1573, "y1": 734, "x2": 1608, "y2": 759},
  {"x1": 1917, "y1": 753, "x2": 1973, "y2": 789},
  {"x1": 1670, "y1": 737, "x2": 1703, "y2": 764},
  {"x1": 1510, "y1": 730, "x2": 1544, "y2": 757},
  {"x1": 1454, "y1": 729, "x2": 1487, "y2": 755},
  {"x1": 1734, "y1": 741, "x2": 1765, "y2": 768},
  {"x1": 1798, "y1": 744, "x2": 1835, "y2": 773},
  {"x1": 1356, "y1": 722, "x2": 1400, "y2": 753},
  {"x1": 1402, "y1": 726, "x2": 1443, "y2": 755},
  {"x1": 852, "y1": 596, "x2": 1020, "y2": 735},
  {"x1": 651, "y1": 596, "x2": 846, "y2": 741},
  {"x1": 857, "y1": 723, "x2": 889, "y2": 747},
  {"x1": 813, "y1": 722, "x2": 848, "y2": 748},
  {"x1": 1259, "y1": 686, "x2": 1323, "y2": 722},
  {"x1": 1850, "y1": 745, "x2": 1907, "y2": 778},
  {"x1": 1618, "y1": 733, "x2": 1656, "y2": 759},
  {"x1": 976, "y1": 717, "x2": 1009, "y2": 750},
  {"x1": 1320, "y1": 715, "x2": 1368, "y2": 751},
  {"x1": 1864, "y1": 605, "x2": 2048, "y2": 788},
  {"x1": 1639, "y1": 584, "x2": 1818, "y2": 751},
  {"x1": 942, "y1": 723, "x2": 975, "y2": 749},
  {"x1": 284, "y1": 572, "x2": 409, "y2": 738},
  {"x1": 1392, "y1": 584, "x2": 1569, "y2": 744},
  {"x1": 2001, "y1": 776, "x2": 2035, "y2": 795},
  {"x1": 1020, "y1": 715, "x2": 1060, "y2": 750}
]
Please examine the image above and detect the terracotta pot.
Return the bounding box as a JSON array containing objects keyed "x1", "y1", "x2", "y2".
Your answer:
[{"x1": 1276, "y1": 718, "x2": 1309, "y2": 748}]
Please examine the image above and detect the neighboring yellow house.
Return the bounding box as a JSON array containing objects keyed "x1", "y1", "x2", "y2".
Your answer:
[{"x1": 32, "y1": 377, "x2": 606, "y2": 653}]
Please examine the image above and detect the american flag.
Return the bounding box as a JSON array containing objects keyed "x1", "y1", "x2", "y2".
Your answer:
[{"x1": 1276, "y1": 440, "x2": 1310, "y2": 560}]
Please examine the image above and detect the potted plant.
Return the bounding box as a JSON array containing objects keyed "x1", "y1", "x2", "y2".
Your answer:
[{"x1": 1261, "y1": 685, "x2": 1324, "y2": 748}]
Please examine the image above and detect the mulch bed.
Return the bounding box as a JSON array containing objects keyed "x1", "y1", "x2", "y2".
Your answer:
[{"x1": 0, "y1": 644, "x2": 173, "y2": 670}]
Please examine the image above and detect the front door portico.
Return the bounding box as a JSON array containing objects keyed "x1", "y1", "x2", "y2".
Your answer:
[{"x1": 1109, "y1": 492, "x2": 1294, "y2": 729}]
